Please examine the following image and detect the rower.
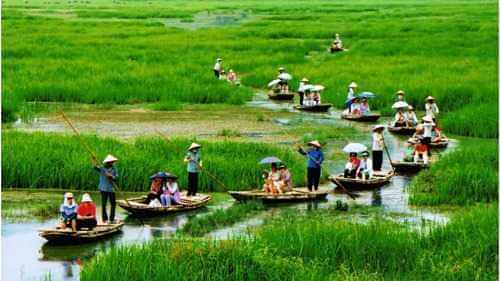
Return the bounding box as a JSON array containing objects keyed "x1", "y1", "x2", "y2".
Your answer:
[
  {"x1": 184, "y1": 143, "x2": 202, "y2": 197},
  {"x1": 93, "y1": 154, "x2": 118, "y2": 224},
  {"x1": 346, "y1": 82, "x2": 358, "y2": 113},
  {"x1": 396, "y1": 90, "x2": 405, "y2": 102},
  {"x1": 213, "y1": 58, "x2": 222, "y2": 79},
  {"x1": 298, "y1": 140, "x2": 324, "y2": 191},
  {"x1": 298, "y1": 78, "x2": 309, "y2": 106},
  {"x1": 277, "y1": 67, "x2": 290, "y2": 94},
  {"x1": 425, "y1": 96, "x2": 439, "y2": 123},
  {"x1": 371, "y1": 125, "x2": 385, "y2": 172}
]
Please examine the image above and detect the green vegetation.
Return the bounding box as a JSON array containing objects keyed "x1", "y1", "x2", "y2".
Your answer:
[
  {"x1": 81, "y1": 204, "x2": 497, "y2": 281},
  {"x1": 1, "y1": 190, "x2": 62, "y2": 220},
  {"x1": 3, "y1": 0, "x2": 497, "y2": 137},
  {"x1": 410, "y1": 138, "x2": 498, "y2": 206},
  {"x1": 2, "y1": 131, "x2": 306, "y2": 191},
  {"x1": 180, "y1": 201, "x2": 264, "y2": 237}
]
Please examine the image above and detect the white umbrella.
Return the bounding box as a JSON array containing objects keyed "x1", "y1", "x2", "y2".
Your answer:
[
  {"x1": 342, "y1": 143, "x2": 367, "y2": 153},
  {"x1": 303, "y1": 84, "x2": 315, "y2": 91},
  {"x1": 278, "y1": 73, "x2": 292, "y2": 81},
  {"x1": 268, "y1": 79, "x2": 281, "y2": 88},
  {"x1": 312, "y1": 85, "x2": 325, "y2": 91},
  {"x1": 392, "y1": 101, "x2": 409, "y2": 109}
]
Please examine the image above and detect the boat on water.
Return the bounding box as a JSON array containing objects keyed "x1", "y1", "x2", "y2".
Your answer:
[
  {"x1": 294, "y1": 103, "x2": 332, "y2": 112},
  {"x1": 329, "y1": 170, "x2": 394, "y2": 190},
  {"x1": 391, "y1": 160, "x2": 429, "y2": 173},
  {"x1": 407, "y1": 137, "x2": 449, "y2": 148},
  {"x1": 228, "y1": 188, "x2": 328, "y2": 203},
  {"x1": 39, "y1": 222, "x2": 124, "y2": 244},
  {"x1": 268, "y1": 91, "x2": 295, "y2": 101},
  {"x1": 117, "y1": 194, "x2": 211, "y2": 217},
  {"x1": 388, "y1": 126, "x2": 416, "y2": 135},
  {"x1": 341, "y1": 113, "x2": 380, "y2": 122}
]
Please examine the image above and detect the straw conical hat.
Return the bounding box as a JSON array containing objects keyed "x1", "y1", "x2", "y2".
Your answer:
[
  {"x1": 372, "y1": 124, "x2": 385, "y2": 131},
  {"x1": 103, "y1": 154, "x2": 118, "y2": 164},
  {"x1": 301, "y1": 78, "x2": 309, "y2": 82},
  {"x1": 216, "y1": 58, "x2": 222, "y2": 61},
  {"x1": 348, "y1": 82, "x2": 358, "y2": 88},
  {"x1": 81, "y1": 193, "x2": 92, "y2": 202},
  {"x1": 425, "y1": 96, "x2": 435, "y2": 101},
  {"x1": 279, "y1": 67, "x2": 285, "y2": 71},
  {"x1": 396, "y1": 90, "x2": 405, "y2": 95},
  {"x1": 188, "y1": 143, "x2": 201, "y2": 151},
  {"x1": 307, "y1": 140, "x2": 322, "y2": 148}
]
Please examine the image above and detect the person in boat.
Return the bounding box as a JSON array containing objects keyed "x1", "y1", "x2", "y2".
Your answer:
[
  {"x1": 227, "y1": 69, "x2": 236, "y2": 83},
  {"x1": 425, "y1": 96, "x2": 439, "y2": 123},
  {"x1": 262, "y1": 163, "x2": 281, "y2": 194},
  {"x1": 356, "y1": 151, "x2": 373, "y2": 180},
  {"x1": 93, "y1": 154, "x2": 118, "y2": 224},
  {"x1": 298, "y1": 78, "x2": 309, "y2": 106},
  {"x1": 184, "y1": 143, "x2": 202, "y2": 197},
  {"x1": 76, "y1": 193, "x2": 97, "y2": 230},
  {"x1": 405, "y1": 106, "x2": 418, "y2": 127},
  {"x1": 59, "y1": 192, "x2": 77, "y2": 232},
  {"x1": 359, "y1": 98, "x2": 370, "y2": 115},
  {"x1": 331, "y1": 33, "x2": 343, "y2": 52},
  {"x1": 432, "y1": 125, "x2": 444, "y2": 142},
  {"x1": 403, "y1": 142, "x2": 415, "y2": 162},
  {"x1": 312, "y1": 89, "x2": 321, "y2": 105},
  {"x1": 277, "y1": 67, "x2": 290, "y2": 94},
  {"x1": 303, "y1": 90, "x2": 314, "y2": 106},
  {"x1": 160, "y1": 174, "x2": 182, "y2": 207},
  {"x1": 396, "y1": 90, "x2": 405, "y2": 102},
  {"x1": 412, "y1": 124, "x2": 424, "y2": 140},
  {"x1": 147, "y1": 172, "x2": 166, "y2": 203},
  {"x1": 345, "y1": 82, "x2": 358, "y2": 113},
  {"x1": 372, "y1": 125, "x2": 385, "y2": 172},
  {"x1": 219, "y1": 70, "x2": 227, "y2": 80},
  {"x1": 422, "y1": 116, "x2": 434, "y2": 155},
  {"x1": 344, "y1": 152, "x2": 360, "y2": 179},
  {"x1": 414, "y1": 140, "x2": 429, "y2": 165},
  {"x1": 393, "y1": 108, "x2": 407, "y2": 127},
  {"x1": 213, "y1": 58, "x2": 222, "y2": 79},
  {"x1": 278, "y1": 164, "x2": 293, "y2": 193},
  {"x1": 298, "y1": 140, "x2": 324, "y2": 191},
  {"x1": 350, "y1": 97, "x2": 361, "y2": 115}
]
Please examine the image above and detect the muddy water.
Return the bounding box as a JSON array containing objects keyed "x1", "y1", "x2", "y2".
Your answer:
[{"x1": 5, "y1": 94, "x2": 457, "y2": 280}]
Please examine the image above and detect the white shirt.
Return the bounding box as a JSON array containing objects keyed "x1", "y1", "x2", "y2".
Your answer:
[
  {"x1": 423, "y1": 123, "x2": 433, "y2": 138},
  {"x1": 347, "y1": 88, "x2": 355, "y2": 100},
  {"x1": 372, "y1": 132, "x2": 384, "y2": 151},
  {"x1": 406, "y1": 112, "x2": 418, "y2": 124},
  {"x1": 425, "y1": 103, "x2": 439, "y2": 118},
  {"x1": 213, "y1": 62, "x2": 221, "y2": 71},
  {"x1": 298, "y1": 82, "x2": 305, "y2": 93},
  {"x1": 357, "y1": 158, "x2": 373, "y2": 178}
]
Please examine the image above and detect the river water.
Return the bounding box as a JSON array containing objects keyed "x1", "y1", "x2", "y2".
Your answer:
[{"x1": 3, "y1": 94, "x2": 456, "y2": 281}]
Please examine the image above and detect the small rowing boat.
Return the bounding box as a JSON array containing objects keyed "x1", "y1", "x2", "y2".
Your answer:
[
  {"x1": 407, "y1": 138, "x2": 449, "y2": 148},
  {"x1": 329, "y1": 170, "x2": 394, "y2": 190},
  {"x1": 39, "y1": 222, "x2": 124, "y2": 244},
  {"x1": 391, "y1": 160, "x2": 429, "y2": 173},
  {"x1": 228, "y1": 188, "x2": 328, "y2": 203},
  {"x1": 294, "y1": 103, "x2": 332, "y2": 112},
  {"x1": 117, "y1": 194, "x2": 211, "y2": 217},
  {"x1": 268, "y1": 91, "x2": 295, "y2": 101},
  {"x1": 388, "y1": 126, "x2": 416, "y2": 135},
  {"x1": 341, "y1": 113, "x2": 380, "y2": 122}
]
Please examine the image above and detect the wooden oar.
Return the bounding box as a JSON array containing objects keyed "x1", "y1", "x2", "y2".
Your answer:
[
  {"x1": 154, "y1": 129, "x2": 230, "y2": 192},
  {"x1": 331, "y1": 177, "x2": 358, "y2": 200},
  {"x1": 382, "y1": 137, "x2": 395, "y2": 171}
]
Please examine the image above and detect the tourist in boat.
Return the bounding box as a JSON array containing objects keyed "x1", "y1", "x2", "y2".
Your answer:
[
  {"x1": 346, "y1": 82, "x2": 358, "y2": 112},
  {"x1": 432, "y1": 125, "x2": 444, "y2": 142},
  {"x1": 372, "y1": 125, "x2": 385, "y2": 172},
  {"x1": 350, "y1": 97, "x2": 361, "y2": 115},
  {"x1": 161, "y1": 174, "x2": 181, "y2": 207},
  {"x1": 279, "y1": 164, "x2": 293, "y2": 193},
  {"x1": 356, "y1": 151, "x2": 373, "y2": 180},
  {"x1": 262, "y1": 163, "x2": 281, "y2": 194},
  {"x1": 93, "y1": 154, "x2": 118, "y2": 224},
  {"x1": 277, "y1": 67, "x2": 290, "y2": 94},
  {"x1": 312, "y1": 89, "x2": 321, "y2": 105},
  {"x1": 422, "y1": 116, "x2": 434, "y2": 155},
  {"x1": 412, "y1": 124, "x2": 424, "y2": 140},
  {"x1": 303, "y1": 91, "x2": 314, "y2": 106},
  {"x1": 403, "y1": 142, "x2": 415, "y2": 162},
  {"x1": 396, "y1": 90, "x2": 405, "y2": 102},
  {"x1": 344, "y1": 152, "x2": 360, "y2": 178},
  {"x1": 425, "y1": 96, "x2": 439, "y2": 122},
  {"x1": 298, "y1": 78, "x2": 309, "y2": 106},
  {"x1": 393, "y1": 108, "x2": 407, "y2": 127},
  {"x1": 331, "y1": 33, "x2": 343, "y2": 52},
  {"x1": 262, "y1": 171, "x2": 274, "y2": 193},
  {"x1": 76, "y1": 193, "x2": 97, "y2": 230},
  {"x1": 298, "y1": 140, "x2": 324, "y2": 191},
  {"x1": 414, "y1": 140, "x2": 429, "y2": 165},
  {"x1": 405, "y1": 106, "x2": 418, "y2": 127},
  {"x1": 219, "y1": 70, "x2": 227, "y2": 80},
  {"x1": 147, "y1": 172, "x2": 165, "y2": 203},
  {"x1": 59, "y1": 192, "x2": 77, "y2": 232},
  {"x1": 360, "y1": 98, "x2": 370, "y2": 115},
  {"x1": 213, "y1": 58, "x2": 222, "y2": 79},
  {"x1": 184, "y1": 143, "x2": 202, "y2": 197},
  {"x1": 227, "y1": 69, "x2": 236, "y2": 83}
]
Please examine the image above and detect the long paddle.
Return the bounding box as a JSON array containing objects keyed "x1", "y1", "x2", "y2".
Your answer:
[
  {"x1": 331, "y1": 177, "x2": 358, "y2": 200},
  {"x1": 381, "y1": 136, "x2": 395, "y2": 171}
]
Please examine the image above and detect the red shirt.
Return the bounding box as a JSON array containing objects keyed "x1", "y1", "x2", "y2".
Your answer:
[
  {"x1": 350, "y1": 157, "x2": 361, "y2": 169},
  {"x1": 77, "y1": 202, "x2": 96, "y2": 217},
  {"x1": 415, "y1": 143, "x2": 428, "y2": 153}
]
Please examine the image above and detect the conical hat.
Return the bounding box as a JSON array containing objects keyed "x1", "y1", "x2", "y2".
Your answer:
[
  {"x1": 301, "y1": 78, "x2": 309, "y2": 82},
  {"x1": 188, "y1": 143, "x2": 201, "y2": 151},
  {"x1": 103, "y1": 154, "x2": 118, "y2": 164},
  {"x1": 372, "y1": 124, "x2": 385, "y2": 131},
  {"x1": 348, "y1": 82, "x2": 358, "y2": 88},
  {"x1": 425, "y1": 96, "x2": 435, "y2": 101},
  {"x1": 307, "y1": 140, "x2": 321, "y2": 148},
  {"x1": 81, "y1": 193, "x2": 92, "y2": 202},
  {"x1": 396, "y1": 90, "x2": 405, "y2": 95}
]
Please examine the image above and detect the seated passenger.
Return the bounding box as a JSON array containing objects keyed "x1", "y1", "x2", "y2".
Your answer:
[
  {"x1": 59, "y1": 192, "x2": 77, "y2": 232},
  {"x1": 432, "y1": 126, "x2": 443, "y2": 142},
  {"x1": 312, "y1": 91, "x2": 321, "y2": 105},
  {"x1": 263, "y1": 163, "x2": 281, "y2": 194},
  {"x1": 147, "y1": 172, "x2": 165, "y2": 203},
  {"x1": 227, "y1": 69, "x2": 237, "y2": 83},
  {"x1": 344, "y1": 152, "x2": 360, "y2": 178},
  {"x1": 393, "y1": 109, "x2": 406, "y2": 127},
  {"x1": 304, "y1": 91, "x2": 314, "y2": 106},
  {"x1": 414, "y1": 141, "x2": 429, "y2": 165},
  {"x1": 360, "y1": 98, "x2": 370, "y2": 115},
  {"x1": 403, "y1": 142, "x2": 415, "y2": 162},
  {"x1": 76, "y1": 193, "x2": 97, "y2": 230},
  {"x1": 356, "y1": 151, "x2": 373, "y2": 180},
  {"x1": 161, "y1": 174, "x2": 182, "y2": 207},
  {"x1": 405, "y1": 106, "x2": 418, "y2": 127},
  {"x1": 351, "y1": 98, "x2": 361, "y2": 115},
  {"x1": 278, "y1": 165, "x2": 293, "y2": 193},
  {"x1": 219, "y1": 70, "x2": 227, "y2": 80}
]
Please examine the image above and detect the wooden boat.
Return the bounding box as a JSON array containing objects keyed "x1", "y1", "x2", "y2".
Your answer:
[
  {"x1": 329, "y1": 170, "x2": 394, "y2": 190},
  {"x1": 39, "y1": 222, "x2": 124, "y2": 244},
  {"x1": 294, "y1": 103, "x2": 332, "y2": 112},
  {"x1": 388, "y1": 126, "x2": 416, "y2": 135},
  {"x1": 228, "y1": 188, "x2": 328, "y2": 203},
  {"x1": 268, "y1": 91, "x2": 295, "y2": 101},
  {"x1": 391, "y1": 160, "x2": 429, "y2": 173},
  {"x1": 407, "y1": 138, "x2": 449, "y2": 148},
  {"x1": 341, "y1": 113, "x2": 380, "y2": 122},
  {"x1": 117, "y1": 194, "x2": 211, "y2": 217}
]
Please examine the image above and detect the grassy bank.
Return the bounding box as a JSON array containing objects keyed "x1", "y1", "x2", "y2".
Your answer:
[
  {"x1": 81, "y1": 204, "x2": 498, "y2": 281},
  {"x1": 410, "y1": 138, "x2": 498, "y2": 206},
  {"x1": 2, "y1": 131, "x2": 307, "y2": 192},
  {"x1": 3, "y1": 0, "x2": 498, "y2": 137}
]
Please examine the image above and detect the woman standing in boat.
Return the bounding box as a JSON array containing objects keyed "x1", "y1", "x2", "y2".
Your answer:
[
  {"x1": 184, "y1": 143, "x2": 202, "y2": 197},
  {"x1": 372, "y1": 125, "x2": 385, "y2": 172},
  {"x1": 298, "y1": 140, "x2": 324, "y2": 192},
  {"x1": 92, "y1": 154, "x2": 118, "y2": 224},
  {"x1": 346, "y1": 82, "x2": 358, "y2": 113}
]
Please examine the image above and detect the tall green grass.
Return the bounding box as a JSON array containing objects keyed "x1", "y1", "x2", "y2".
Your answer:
[
  {"x1": 81, "y1": 204, "x2": 498, "y2": 281},
  {"x1": 2, "y1": 131, "x2": 306, "y2": 191},
  {"x1": 410, "y1": 138, "x2": 498, "y2": 206}
]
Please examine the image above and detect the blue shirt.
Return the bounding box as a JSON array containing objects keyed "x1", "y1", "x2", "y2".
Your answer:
[
  {"x1": 186, "y1": 151, "x2": 201, "y2": 173},
  {"x1": 299, "y1": 148, "x2": 324, "y2": 168},
  {"x1": 94, "y1": 166, "x2": 118, "y2": 192},
  {"x1": 60, "y1": 204, "x2": 77, "y2": 219}
]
